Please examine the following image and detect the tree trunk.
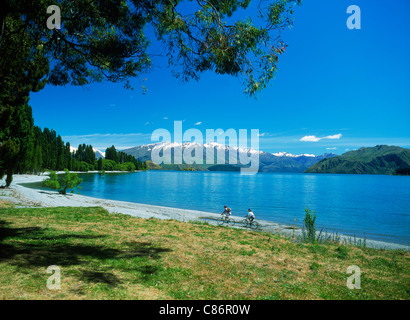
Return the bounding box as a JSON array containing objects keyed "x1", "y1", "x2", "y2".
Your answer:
[
  {"x1": 5, "y1": 167, "x2": 13, "y2": 187},
  {"x1": 0, "y1": 0, "x2": 10, "y2": 49}
]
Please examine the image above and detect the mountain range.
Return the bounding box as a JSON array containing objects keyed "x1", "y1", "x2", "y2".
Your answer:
[
  {"x1": 305, "y1": 145, "x2": 410, "y2": 175},
  {"x1": 120, "y1": 142, "x2": 337, "y2": 173},
  {"x1": 87, "y1": 143, "x2": 410, "y2": 175}
]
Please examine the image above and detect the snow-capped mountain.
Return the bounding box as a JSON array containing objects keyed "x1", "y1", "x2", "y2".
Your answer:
[
  {"x1": 271, "y1": 151, "x2": 315, "y2": 157},
  {"x1": 93, "y1": 148, "x2": 105, "y2": 159},
  {"x1": 122, "y1": 142, "x2": 337, "y2": 173}
]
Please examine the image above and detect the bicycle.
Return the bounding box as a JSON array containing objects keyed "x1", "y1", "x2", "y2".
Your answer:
[
  {"x1": 241, "y1": 218, "x2": 261, "y2": 231},
  {"x1": 217, "y1": 216, "x2": 235, "y2": 227}
]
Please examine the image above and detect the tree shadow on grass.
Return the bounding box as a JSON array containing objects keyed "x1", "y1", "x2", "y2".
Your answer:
[
  {"x1": 0, "y1": 219, "x2": 172, "y2": 287},
  {"x1": 119, "y1": 241, "x2": 172, "y2": 260},
  {"x1": 80, "y1": 270, "x2": 122, "y2": 288}
]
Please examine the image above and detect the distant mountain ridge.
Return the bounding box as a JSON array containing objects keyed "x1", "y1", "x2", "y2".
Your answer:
[
  {"x1": 122, "y1": 142, "x2": 337, "y2": 173},
  {"x1": 305, "y1": 145, "x2": 410, "y2": 175}
]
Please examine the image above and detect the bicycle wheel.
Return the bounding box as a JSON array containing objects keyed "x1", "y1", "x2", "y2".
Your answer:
[
  {"x1": 227, "y1": 218, "x2": 235, "y2": 227},
  {"x1": 241, "y1": 219, "x2": 249, "y2": 228},
  {"x1": 250, "y1": 221, "x2": 261, "y2": 231},
  {"x1": 217, "y1": 217, "x2": 225, "y2": 226}
]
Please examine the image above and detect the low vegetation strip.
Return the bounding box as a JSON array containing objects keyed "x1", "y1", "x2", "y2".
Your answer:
[{"x1": 0, "y1": 204, "x2": 409, "y2": 300}]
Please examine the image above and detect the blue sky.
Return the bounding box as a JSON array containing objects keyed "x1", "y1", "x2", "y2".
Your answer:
[{"x1": 29, "y1": 0, "x2": 410, "y2": 155}]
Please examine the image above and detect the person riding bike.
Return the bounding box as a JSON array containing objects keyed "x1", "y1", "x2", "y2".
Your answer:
[
  {"x1": 245, "y1": 209, "x2": 255, "y2": 222},
  {"x1": 221, "y1": 205, "x2": 232, "y2": 220}
]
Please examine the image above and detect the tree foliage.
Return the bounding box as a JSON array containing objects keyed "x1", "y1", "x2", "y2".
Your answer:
[
  {"x1": 30, "y1": 126, "x2": 72, "y2": 174},
  {"x1": 43, "y1": 169, "x2": 83, "y2": 194},
  {"x1": 1, "y1": 0, "x2": 301, "y2": 96},
  {"x1": 303, "y1": 207, "x2": 317, "y2": 243},
  {"x1": 75, "y1": 144, "x2": 96, "y2": 165},
  {"x1": 0, "y1": 14, "x2": 49, "y2": 186},
  {"x1": 105, "y1": 145, "x2": 146, "y2": 170}
]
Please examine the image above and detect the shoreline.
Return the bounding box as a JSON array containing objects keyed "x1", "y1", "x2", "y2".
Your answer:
[{"x1": 1, "y1": 173, "x2": 408, "y2": 251}]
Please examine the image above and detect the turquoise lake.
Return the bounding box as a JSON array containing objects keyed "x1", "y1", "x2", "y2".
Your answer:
[{"x1": 27, "y1": 171, "x2": 410, "y2": 245}]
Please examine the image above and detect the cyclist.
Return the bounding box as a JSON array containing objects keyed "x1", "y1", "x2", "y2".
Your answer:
[
  {"x1": 221, "y1": 205, "x2": 232, "y2": 220},
  {"x1": 245, "y1": 208, "x2": 255, "y2": 222}
]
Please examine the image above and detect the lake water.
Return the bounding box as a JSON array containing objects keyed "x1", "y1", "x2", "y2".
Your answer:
[{"x1": 27, "y1": 171, "x2": 410, "y2": 246}]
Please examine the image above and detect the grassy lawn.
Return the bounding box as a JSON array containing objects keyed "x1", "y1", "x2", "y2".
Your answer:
[{"x1": 0, "y1": 202, "x2": 409, "y2": 300}]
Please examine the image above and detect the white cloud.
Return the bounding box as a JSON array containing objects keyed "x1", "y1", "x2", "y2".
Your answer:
[
  {"x1": 163, "y1": 117, "x2": 168, "y2": 120},
  {"x1": 300, "y1": 133, "x2": 342, "y2": 142},
  {"x1": 300, "y1": 135, "x2": 322, "y2": 142},
  {"x1": 324, "y1": 134, "x2": 342, "y2": 140},
  {"x1": 258, "y1": 132, "x2": 276, "y2": 137},
  {"x1": 194, "y1": 122, "x2": 202, "y2": 126},
  {"x1": 326, "y1": 147, "x2": 337, "y2": 150}
]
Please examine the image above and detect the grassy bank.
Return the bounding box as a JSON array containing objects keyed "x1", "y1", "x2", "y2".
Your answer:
[{"x1": 0, "y1": 202, "x2": 409, "y2": 300}]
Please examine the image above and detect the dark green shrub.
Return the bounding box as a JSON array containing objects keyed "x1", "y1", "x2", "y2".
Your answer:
[
  {"x1": 309, "y1": 262, "x2": 321, "y2": 271},
  {"x1": 303, "y1": 207, "x2": 317, "y2": 243},
  {"x1": 43, "y1": 169, "x2": 82, "y2": 194},
  {"x1": 336, "y1": 246, "x2": 349, "y2": 259}
]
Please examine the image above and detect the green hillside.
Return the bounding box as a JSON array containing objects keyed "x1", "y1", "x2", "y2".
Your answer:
[
  {"x1": 145, "y1": 160, "x2": 163, "y2": 170},
  {"x1": 305, "y1": 145, "x2": 410, "y2": 175}
]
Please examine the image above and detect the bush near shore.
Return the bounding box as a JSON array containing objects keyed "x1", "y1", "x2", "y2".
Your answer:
[{"x1": 0, "y1": 204, "x2": 408, "y2": 300}]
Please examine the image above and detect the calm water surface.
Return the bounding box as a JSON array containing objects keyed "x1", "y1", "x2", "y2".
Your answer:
[{"x1": 27, "y1": 171, "x2": 410, "y2": 245}]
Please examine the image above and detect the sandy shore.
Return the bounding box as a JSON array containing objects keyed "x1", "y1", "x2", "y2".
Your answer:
[{"x1": 1, "y1": 173, "x2": 408, "y2": 251}]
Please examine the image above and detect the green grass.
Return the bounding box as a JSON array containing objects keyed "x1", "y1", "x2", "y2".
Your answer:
[{"x1": 0, "y1": 204, "x2": 409, "y2": 300}]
